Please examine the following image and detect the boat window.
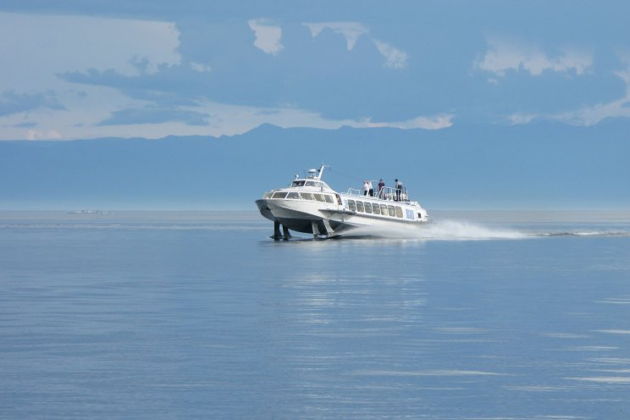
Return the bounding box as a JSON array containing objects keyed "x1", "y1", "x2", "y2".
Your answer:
[
  {"x1": 313, "y1": 193, "x2": 325, "y2": 202},
  {"x1": 287, "y1": 192, "x2": 300, "y2": 199},
  {"x1": 364, "y1": 202, "x2": 372, "y2": 214},
  {"x1": 324, "y1": 195, "x2": 334, "y2": 203},
  {"x1": 380, "y1": 204, "x2": 388, "y2": 215},
  {"x1": 372, "y1": 203, "x2": 380, "y2": 215},
  {"x1": 300, "y1": 192, "x2": 314, "y2": 200},
  {"x1": 405, "y1": 209, "x2": 415, "y2": 220},
  {"x1": 335, "y1": 194, "x2": 342, "y2": 205},
  {"x1": 292, "y1": 180, "x2": 305, "y2": 187},
  {"x1": 305, "y1": 181, "x2": 315, "y2": 186},
  {"x1": 387, "y1": 205, "x2": 395, "y2": 217},
  {"x1": 348, "y1": 200, "x2": 356, "y2": 212},
  {"x1": 272, "y1": 192, "x2": 288, "y2": 199},
  {"x1": 395, "y1": 207, "x2": 403, "y2": 218},
  {"x1": 356, "y1": 201, "x2": 365, "y2": 212}
]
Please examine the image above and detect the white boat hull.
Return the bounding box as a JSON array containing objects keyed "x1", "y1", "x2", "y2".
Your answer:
[{"x1": 256, "y1": 197, "x2": 426, "y2": 238}]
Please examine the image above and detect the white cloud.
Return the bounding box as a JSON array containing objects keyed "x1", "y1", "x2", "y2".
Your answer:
[
  {"x1": 508, "y1": 64, "x2": 630, "y2": 127},
  {"x1": 303, "y1": 21, "x2": 408, "y2": 69},
  {"x1": 303, "y1": 21, "x2": 369, "y2": 50},
  {"x1": 190, "y1": 103, "x2": 452, "y2": 134},
  {"x1": 551, "y1": 84, "x2": 630, "y2": 126},
  {"x1": 0, "y1": 12, "x2": 183, "y2": 140},
  {"x1": 373, "y1": 40, "x2": 408, "y2": 69},
  {"x1": 355, "y1": 114, "x2": 453, "y2": 130},
  {"x1": 507, "y1": 113, "x2": 537, "y2": 125},
  {"x1": 26, "y1": 129, "x2": 63, "y2": 140},
  {"x1": 190, "y1": 62, "x2": 212, "y2": 73},
  {"x1": 476, "y1": 37, "x2": 592, "y2": 77},
  {"x1": 247, "y1": 19, "x2": 283, "y2": 55},
  {"x1": 0, "y1": 12, "x2": 181, "y2": 91},
  {"x1": 0, "y1": 84, "x2": 156, "y2": 140},
  {"x1": 1, "y1": 95, "x2": 453, "y2": 140},
  {"x1": 189, "y1": 103, "x2": 452, "y2": 136},
  {"x1": 0, "y1": 12, "x2": 429, "y2": 140}
]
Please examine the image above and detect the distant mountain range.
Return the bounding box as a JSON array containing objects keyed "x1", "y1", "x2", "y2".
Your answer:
[{"x1": 1, "y1": 121, "x2": 629, "y2": 210}]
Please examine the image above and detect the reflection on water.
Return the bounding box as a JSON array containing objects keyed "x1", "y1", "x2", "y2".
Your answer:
[{"x1": 1, "y1": 211, "x2": 630, "y2": 419}]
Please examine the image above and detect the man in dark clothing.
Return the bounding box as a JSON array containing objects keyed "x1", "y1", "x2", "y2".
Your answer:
[{"x1": 395, "y1": 179, "x2": 403, "y2": 201}]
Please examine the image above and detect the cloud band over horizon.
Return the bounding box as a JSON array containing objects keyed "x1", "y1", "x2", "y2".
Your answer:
[{"x1": 0, "y1": 2, "x2": 629, "y2": 140}]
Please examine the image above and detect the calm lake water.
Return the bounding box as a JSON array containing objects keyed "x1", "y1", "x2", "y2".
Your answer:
[{"x1": 2, "y1": 211, "x2": 630, "y2": 419}]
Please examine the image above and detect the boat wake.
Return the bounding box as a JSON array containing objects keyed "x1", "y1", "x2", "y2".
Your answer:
[
  {"x1": 537, "y1": 231, "x2": 630, "y2": 238},
  {"x1": 342, "y1": 220, "x2": 527, "y2": 241},
  {"x1": 340, "y1": 220, "x2": 630, "y2": 241}
]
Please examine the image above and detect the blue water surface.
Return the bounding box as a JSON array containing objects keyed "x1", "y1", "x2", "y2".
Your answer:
[{"x1": 1, "y1": 211, "x2": 630, "y2": 419}]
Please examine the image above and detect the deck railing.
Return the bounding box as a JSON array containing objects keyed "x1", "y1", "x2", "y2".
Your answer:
[{"x1": 346, "y1": 185, "x2": 409, "y2": 202}]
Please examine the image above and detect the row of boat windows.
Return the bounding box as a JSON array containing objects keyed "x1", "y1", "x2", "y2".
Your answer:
[
  {"x1": 271, "y1": 191, "x2": 336, "y2": 203},
  {"x1": 347, "y1": 199, "x2": 409, "y2": 218},
  {"x1": 269, "y1": 191, "x2": 417, "y2": 220}
]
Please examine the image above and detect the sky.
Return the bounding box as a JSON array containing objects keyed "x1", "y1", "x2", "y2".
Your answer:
[{"x1": 1, "y1": 0, "x2": 630, "y2": 141}]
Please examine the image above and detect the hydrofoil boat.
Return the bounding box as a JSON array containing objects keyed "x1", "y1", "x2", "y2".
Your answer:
[{"x1": 255, "y1": 165, "x2": 429, "y2": 239}]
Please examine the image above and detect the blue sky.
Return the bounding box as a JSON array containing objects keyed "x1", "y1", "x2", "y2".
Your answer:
[{"x1": 1, "y1": 0, "x2": 629, "y2": 140}]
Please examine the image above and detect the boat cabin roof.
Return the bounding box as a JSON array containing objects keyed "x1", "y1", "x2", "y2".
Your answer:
[{"x1": 289, "y1": 179, "x2": 333, "y2": 191}]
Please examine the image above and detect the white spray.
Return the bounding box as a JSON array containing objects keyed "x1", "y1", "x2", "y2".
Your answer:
[{"x1": 343, "y1": 219, "x2": 528, "y2": 241}]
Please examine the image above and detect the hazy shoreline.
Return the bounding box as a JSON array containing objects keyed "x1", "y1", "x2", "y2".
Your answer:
[{"x1": 2, "y1": 209, "x2": 630, "y2": 223}]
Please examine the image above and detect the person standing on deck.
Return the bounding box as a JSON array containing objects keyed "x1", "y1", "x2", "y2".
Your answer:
[
  {"x1": 377, "y1": 179, "x2": 385, "y2": 198},
  {"x1": 395, "y1": 179, "x2": 403, "y2": 201},
  {"x1": 368, "y1": 180, "x2": 374, "y2": 197},
  {"x1": 363, "y1": 180, "x2": 370, "y2": 196}
]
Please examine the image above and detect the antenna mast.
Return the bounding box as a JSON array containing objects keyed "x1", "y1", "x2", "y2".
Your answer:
[{"x1": 316, "y1": 164, "x2": 327, "y2": 180}]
